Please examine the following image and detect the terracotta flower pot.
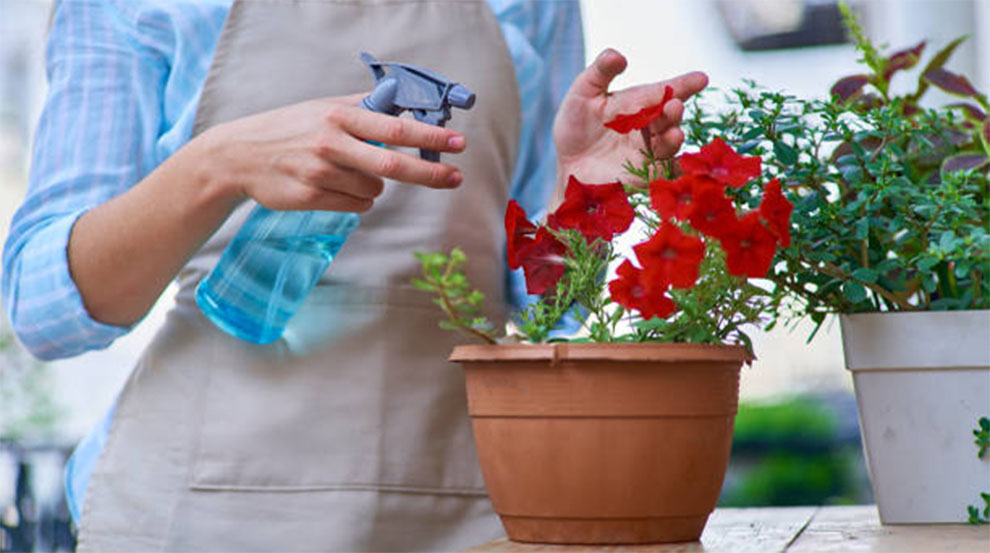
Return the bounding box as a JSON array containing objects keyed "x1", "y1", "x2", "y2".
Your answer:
[{"x1": 449, "y1": 342, "x2": 751, "y2": 544}]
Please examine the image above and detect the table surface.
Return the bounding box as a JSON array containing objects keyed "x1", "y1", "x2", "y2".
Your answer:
[{"x1": 462, "y1": 506, "x2": 990, "y2": 553}]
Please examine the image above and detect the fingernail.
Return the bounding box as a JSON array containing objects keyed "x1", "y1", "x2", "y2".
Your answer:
[
  {"x1": 447, "y1": 135, "x2": 465, "y2": 149},
  {"x1": 447, "y1": 170, "x2": 462, "y2": 186}
]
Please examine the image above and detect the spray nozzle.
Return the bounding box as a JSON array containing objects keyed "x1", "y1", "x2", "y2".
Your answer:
[{"x1": 360, "y1": 52, "x2": 475, "y2": 162}]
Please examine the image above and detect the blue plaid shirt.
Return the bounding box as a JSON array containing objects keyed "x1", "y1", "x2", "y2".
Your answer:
[{"x1": 2, "y1": 0, "x2": 583, "y2": 524}]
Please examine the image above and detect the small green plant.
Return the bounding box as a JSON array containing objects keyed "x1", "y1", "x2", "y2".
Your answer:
[
  {"x1": 968, "y1": 417, "x2": 990, "y2": 525},
  {"x1": 412, "y1": 249, "x2": 498, "y2": 344},
  {"x1": 968, "y1": 493, "x2": 990, "y2": 525},
  {"x1": 976, "y1": 416, "x2": 990, "y2": 458}
]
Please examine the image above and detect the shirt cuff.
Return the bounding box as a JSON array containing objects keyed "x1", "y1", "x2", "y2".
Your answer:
[{"x1": 6, "y1": 210, "x2": 130, "y2": 360}]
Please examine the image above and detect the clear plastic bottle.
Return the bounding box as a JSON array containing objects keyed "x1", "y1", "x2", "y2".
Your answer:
[{"x1": 195, "y1": 206, "x2": 359, "y2": 344}]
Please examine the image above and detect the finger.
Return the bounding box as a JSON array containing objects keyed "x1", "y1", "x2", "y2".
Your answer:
[
  {"x1": 646, "y1": 99, "x2": 685, "y2": 135},
  {"x1": 258, "y1": 176, "x2": 376, "y2": 213},
  {"x1": 666, "y1": 71, "x2": 709, "y2": 101},
  {"x1": 330, "y1": 105, "x2": 466, "y2": 152},
  {"x1": 571, "y1": 48, "x2": 628, "y2": 99},
  {"x1": 342, "y1": 140, "x2": 463, "y2": 189},
  {"x1": 278, "y1": 151, "x2": 386, "y2": 200},
  {"x1": 609, "y1": 71, "x2": 708, "y2": 117},
  {"x1": 653, "y1": 126, "x2": 685, "y2": 159},
  {"x1": 303, "y1": 189, "x2": 376, "y2": 213},
  {"x1": 319, "y1": 92, "x2": 373, "y2": 108},
  {"x1": 305, "y1": 162, "x2": 386, "y2": 200}
]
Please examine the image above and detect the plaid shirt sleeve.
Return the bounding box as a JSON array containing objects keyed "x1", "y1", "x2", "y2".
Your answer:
[{"x1": 2, "y1": 0, "x2": 170, "y2": 360}]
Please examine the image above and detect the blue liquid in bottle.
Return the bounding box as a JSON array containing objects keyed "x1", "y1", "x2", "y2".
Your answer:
[{"x1": 196, "y1": 206, "x2": 359, "y2": 344}]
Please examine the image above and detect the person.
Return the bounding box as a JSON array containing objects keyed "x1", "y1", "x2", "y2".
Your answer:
[{"x1": 1, "y1": 0, "x2": 706, "y2": 550}]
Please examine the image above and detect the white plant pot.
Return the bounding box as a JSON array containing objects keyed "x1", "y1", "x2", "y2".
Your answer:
[{"x1": 840, "y1": 310, "x2": 990, "y2": 524}]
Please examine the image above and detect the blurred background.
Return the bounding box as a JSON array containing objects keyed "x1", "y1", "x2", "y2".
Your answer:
[{"x1": 1, "y1": 0, "x2": 987, "y2": 550}]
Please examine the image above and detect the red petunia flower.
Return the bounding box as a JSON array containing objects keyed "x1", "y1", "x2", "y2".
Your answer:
[
  {"x1": 688, "y1": 184, "x2": 737, "y2": 239},
  {"x1": 758, "y1": 178, "x2": 794, "y2": 247},
  {"x1": 608, "y1": 260, "x2": 676, "y2": 320},
  {"x1": 519, "y1": 227, "x2": 567, "y2": 295},
  {"x1": 678, "y1": 137, "x2": 762, "y2": 187},
  {"x1": 603, "y1": 86, "x2": 675, "y2": 134},
  {"x1": 719, "y1": 212, "x2": 778, "y2": 278},
  {"x1": 649, "y1": 174, "x2": 720, "y2": 222},
  {"x1": 552, "y1": 175, "x2": 635, "y2": 242},
  {"x1": 633, "y1": 222, "x2": 705, "y2": 289},
  {"x1": 505, "y1": 199, "x2": 538, "y2": 269}
]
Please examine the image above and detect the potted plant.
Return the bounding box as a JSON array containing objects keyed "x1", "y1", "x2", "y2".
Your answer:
[
  {"x1": 679, "y1": 4, "x2": 989, "y2": 524},
  {"x1": 415, "y1": 90, "x2": 793, "y2": 543}
]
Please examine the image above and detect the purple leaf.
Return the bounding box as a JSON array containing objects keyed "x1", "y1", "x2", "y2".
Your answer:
[
  {"x1": 915, "y1": 36, "x2": 968, "y2": 99},
  {"x1": 941, "y1": 153, "x2": 989, "y2": 174},
  {"x1": 831, "y1": 75, "x2": 870, "y2": 103},
  {"x1": 884, "y1": 41, "x2": 926, "y2": 81},
  {"x1": 946, "y1": 103, "x2": 987, "y2": 122},
  {"x1": 902, "y1": 102, "x2": 921, "y2": 117},
  {"x1": 924, "y1": 68, "x2": 983, "y2": 98},
  {"x1": 983, "y1": 120, "x2": 990, "y2": 146}
]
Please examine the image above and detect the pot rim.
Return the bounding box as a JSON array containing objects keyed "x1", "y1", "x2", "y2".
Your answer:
[{"x1": 449, "y1": 342, "x2": 753, "y2": 364}]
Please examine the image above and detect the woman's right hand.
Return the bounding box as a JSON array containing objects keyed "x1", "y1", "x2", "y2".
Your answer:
[
  {"x1": 68, "y1": 94, "x2": 466, "y2": 326},
  {"x1": 192, "y1": 94, "x2": 467, "y2": 213}
]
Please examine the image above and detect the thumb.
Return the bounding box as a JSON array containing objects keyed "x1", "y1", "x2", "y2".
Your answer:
[{"x1": 572, "y1": 49, "x2": 628, "y2": 99}]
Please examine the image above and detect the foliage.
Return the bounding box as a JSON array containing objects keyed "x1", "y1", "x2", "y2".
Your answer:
[
  {"x1": 968, "y1": 417, "x2": 990, "y2": 525},
  {"x1": 679, "y1": 11, "x2": 988, "y2": 336},
  {"x1": 976, "y1": 416, "x2": 990, "y2": 458},
  {"x1": 720, "y1": 396, "x2": 867, "y2": 507},
  {"x1": 732, "y1": 397, "x2": 837, "y2": 449}
]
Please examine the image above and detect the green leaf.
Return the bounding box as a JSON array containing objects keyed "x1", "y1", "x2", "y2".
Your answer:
[
  {"x1": 917, "y1": 256, "x2": 940, "y2": 272},
  {"x1": 938, "y1": 231, "x2": 961, "y2": 252},
  {"x1": 843, "y1": 281, "x2": 867, "y2": 303},
  {"x1": 411, "y1": 278, "x2": 435, "y2": 291},
  {"x1": 851, "y1": 268, "x2": 879, "y2": 283},
  {"x1": 855, "y1": 218, "x2": 870, "y2": 239},
  {"x1": 773, "y1": 141, "x2": 798, "y2": 165}
]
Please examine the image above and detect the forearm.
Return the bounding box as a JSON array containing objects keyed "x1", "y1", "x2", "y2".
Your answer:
[{"x1": 68, "y1": 135, "x2": 240, "y2": 326}]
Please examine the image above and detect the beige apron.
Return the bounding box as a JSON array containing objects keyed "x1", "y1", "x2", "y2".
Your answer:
[{"x1": 77, "y1": 1, "x2": 521, "y2": 550}]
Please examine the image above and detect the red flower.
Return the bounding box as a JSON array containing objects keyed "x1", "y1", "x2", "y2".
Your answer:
[
  {"x1": 552, "y1": 175, "x2": 634, "y2": 242},
  {"x1": 608, "y1": 260, "x2": 676, "y2": 320},
  {"x1": 633, "y1": 222, "x2": 705, "y2": 289},
  {"x1": 505, "y1": 200, "x2": 538, "y2": 269},
  {"x1": 519, "y1": 227, "x2": 567, "y2": 295},
  {"x1": 688, "y1": 184, "x2": 737, "y2": 239},
  {"x1": 603, "y1": 86, "x2": 675, "y2": 134},
  {"x1": 649, "y1": 174, "x2": 720, "y2": 222},
  {"x1": 679, "y1": 137, "x2": 762, "y2": 187},
  {"x1": 719, "y1": 212, "x2": 778, "y2": 278},
  {"x1": 758, "y1": 178, "x2": 794, "y2": 247}
]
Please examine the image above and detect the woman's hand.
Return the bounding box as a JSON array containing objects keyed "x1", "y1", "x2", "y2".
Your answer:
[
  {"x1": 552, "y1": 49, "x2": 708, "y2": 195},
  {"x1": 195, "y1": 94, "x2": 467, "y2": 213},
  {"x1": 70, "y1": 94, "x2": 467, "y2": 326}
]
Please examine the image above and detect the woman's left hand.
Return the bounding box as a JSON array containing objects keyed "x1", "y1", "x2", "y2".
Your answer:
[{"x1": 552, "y1": 48, "x2": 708, "y2": 197}]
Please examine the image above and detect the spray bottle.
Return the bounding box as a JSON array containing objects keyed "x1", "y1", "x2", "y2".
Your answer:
[{"x1": 196, "y1": 53, "x2": 475, "y2": 344}]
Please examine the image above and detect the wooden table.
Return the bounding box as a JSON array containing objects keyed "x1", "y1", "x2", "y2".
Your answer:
[{"x1": 462, "y1": 506, "x2": 990, "y2": 552}]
